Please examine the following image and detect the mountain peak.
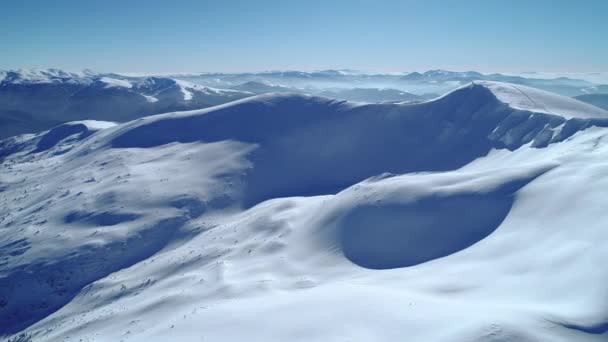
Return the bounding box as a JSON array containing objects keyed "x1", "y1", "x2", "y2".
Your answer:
[
  {"x1": 0, "y1": 68, "x2": 91, "y2": 84},
  {"x1": 469, "y1": 81, "x2": 608, "y2": 119}
]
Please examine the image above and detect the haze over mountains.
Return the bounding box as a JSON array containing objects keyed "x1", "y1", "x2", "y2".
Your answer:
[
  {"x1": 2, "y1": 68, "x2": 608, "y2": 139},
  {"x1": 176, "y1": 69, "x2": 608, "y2": 97},
  {"x1": 1, "y1": 78, "x2": 608, "y2": 341},
  {"x1": 574, "y1": 94, "x2": 608, "y2": 110}
]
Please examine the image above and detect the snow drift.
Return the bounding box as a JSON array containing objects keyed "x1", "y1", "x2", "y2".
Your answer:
[{"x1": 1, "y1": 81, "x2": 608, "y2": 341}]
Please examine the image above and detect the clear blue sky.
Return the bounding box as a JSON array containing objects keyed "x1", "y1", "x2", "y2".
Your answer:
[{"x1": 1, "y1": 0, "x2": 607, "y2": 73}]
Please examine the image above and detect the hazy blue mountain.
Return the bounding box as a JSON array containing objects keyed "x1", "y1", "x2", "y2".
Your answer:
[
  {"x1": 574, "y1": 93, "x2": 608, "y2": 110},
  {"x1": 317, "y1": 88, "x2": 424, "y2": 102},
  {"x1": 229, "y1": 81, "x2": 298, "y2": 94}
]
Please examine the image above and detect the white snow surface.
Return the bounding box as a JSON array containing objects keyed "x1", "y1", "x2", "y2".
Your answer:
[
  {"x1": 474, "y1": 81, "x2": 608, "y2": 119},
  {"x1": 141, "y1": 94, "x2": 159, "y2": 103},
  {"x1": 168, "y1": 79, "x2": 253, "y2": 101},
  {"x1": 0, "y1": 68, "x2": 92, "y2": 84},
  {"x1": 99, "y1": 77, "x2": 133, "y2": 89},
  {"x1": 56, "y1": 120, "x2": 117, "y2": 130},
  {"x1": 1, "y1": 83, "x2": 608, "y2": 341}
]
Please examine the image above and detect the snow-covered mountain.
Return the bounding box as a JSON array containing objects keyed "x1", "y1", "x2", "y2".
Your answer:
[
  {"x1": 0, "y1": 69, "x2": 253, "y2": 139},
  {"x1": 3, "y1": 69, "x2": 608, "y2": 141},
  {"x1": 401, "y1": 69, "x2": 485, "y2": 81},
  {"x1": 1, "y1": 81, "x2": 608, "y2": 341},
  {"x1": 176, "y1": 69, "x2": 608, "y2": 97},
  {"x1": 399, "y1": 70, "x2": 604, "y2": 96}
]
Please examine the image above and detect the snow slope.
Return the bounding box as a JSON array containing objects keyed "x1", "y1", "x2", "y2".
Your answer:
[
  {"x1": 1, "y1": 82, "x2": 608, "y2": 341},
  {"x1": 474, "y1": 81, "x2": 607, "y2": 119}
]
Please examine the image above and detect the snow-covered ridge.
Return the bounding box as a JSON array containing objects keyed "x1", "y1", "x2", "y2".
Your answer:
[
  {"x1": 473, "y1": 81, "x2": 608, "y2": 119},
  {"x1": 0, "y1": 68, "x2": 252, "y2": 97},
  {"x1": 73, "y1": 82, "x2": 608, "y2": 198},
  {"x1": 0, "y1": 69, "x2": 255, "y2": 139},
  {"x1": 2, "y1": 82, "x2": 608, "y2": 341},
  {"x1": 2, "y1": 68, "x2": 607, "y2": 140},
  {"x1": 0, "y1": 68, "x2": 246, "y2": 91},
  {"x1": 0, "y1": 68, "x2": 101, "y2": 84},
  {"x1": 94, "y1": 82, "x2": 608, "y2": 154},
  {"x1": 173, "y1": 79, "x2": 252, "y2": 100}
]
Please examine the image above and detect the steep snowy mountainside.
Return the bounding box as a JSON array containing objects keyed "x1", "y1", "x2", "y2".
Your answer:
[
  {"x1": 1, "y1": 82, "x2": 608, "y2": 341},
  {"x1": 0, "y1": 69, "x2": 253, "y2": 139}
]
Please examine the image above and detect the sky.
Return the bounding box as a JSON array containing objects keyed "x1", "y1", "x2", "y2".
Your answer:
[{"x1": 1, "y1": 0, "x2": 607, "y2": 73}]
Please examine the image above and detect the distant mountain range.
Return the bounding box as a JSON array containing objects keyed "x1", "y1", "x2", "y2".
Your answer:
[
  {"x1": 175, "y1": 69, "x2": 608, "y2": 97},
  {"x1": 228, "y1": 81, "x2": 436, "y2": 103},
  {"x1": 0, "y1": 69, "x2": 252, "y2": 138},
  {"x1": 315, "y1": 88, "x2": 435, "y2": 103},
  {"x1": 229, "y1": 81, "x2": 296, "y2": 94},
  {"x1": 1, "y1": 68, "x2": 607, "y2": 139},
  {"x1": 574, "y1": 93, "x2": 608, "y2": 110}
]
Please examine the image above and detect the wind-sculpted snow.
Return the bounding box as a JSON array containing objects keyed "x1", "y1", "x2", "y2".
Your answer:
[
  {"x1": 34, "y1": 121, "x2": 116, "y2": 153},
  {"x1": 0, "y1": 121, "x2": 116, "y2": 160},
  {"x1": 0, "y1": 137, "x2": 252, "y2": 335},
  {"x1": 0, "y1": 217, "x2": 185, "y2": 334},
  {"x1": 1, "y1": 82, "x2": 608, "y2": 341},
  {"x1": 322, "y1": 166, "x2": 553, "y2": 269},
  {"x1": 474, "y1": 81, "x2": 608, "y2": 119}
]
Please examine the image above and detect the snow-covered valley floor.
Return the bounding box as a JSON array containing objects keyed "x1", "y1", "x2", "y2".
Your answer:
[{"x1": 1, "y1": 81, "x2": 608, "y2": 341}]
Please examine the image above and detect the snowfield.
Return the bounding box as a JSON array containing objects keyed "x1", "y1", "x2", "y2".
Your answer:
[{"x1": 1, "y1": 81, "x2": 608, "y2": 341}]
